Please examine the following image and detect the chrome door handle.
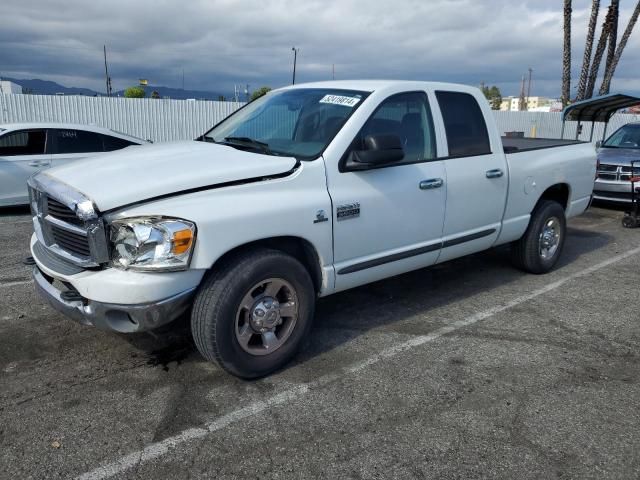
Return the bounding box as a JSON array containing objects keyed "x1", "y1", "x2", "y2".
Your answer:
[
  {"x1": 419, "y1": 178, "x2": 444, "y2": 190},
  {"x1": 28, "y1": 161, "x2": 49, "y2": 167},
  {"x1": 486, "y1": 169, "x2": 504, "y2": 179}
]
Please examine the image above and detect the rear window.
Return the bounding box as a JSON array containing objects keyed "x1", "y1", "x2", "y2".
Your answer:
[
  {"x1": 52, "y1": 129, "x2": 104, "y2": 154},
  {"x1": 0, "y1": 130, "x2": 47, "y2": 156},
  {"x1": 103, "y1": 135, "x2": 136, "y2": 151},
  {"x1": 436, "y1": 91, "x2": 491, "y2": 157}
]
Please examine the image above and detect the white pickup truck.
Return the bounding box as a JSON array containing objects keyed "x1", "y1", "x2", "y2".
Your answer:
[{"x1": 29, "y1": 80, "x2": 596, "y2": 378}]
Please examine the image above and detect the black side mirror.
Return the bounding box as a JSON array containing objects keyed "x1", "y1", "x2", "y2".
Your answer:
[
  {"x1": 595, "y1": 140, "x2": 602, "y2": 148},
  {"x1": 346, "y1": 134, "x2": 404, "y2": 170}
]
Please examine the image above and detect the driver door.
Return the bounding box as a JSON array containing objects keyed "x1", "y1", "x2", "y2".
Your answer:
[{"x1": 328, "y1": 91, "x2": 447, "y2": 292}]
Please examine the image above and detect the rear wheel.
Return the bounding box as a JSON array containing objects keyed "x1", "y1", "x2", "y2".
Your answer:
[
  {"x1": 191, "y1": 248, "x2": 315, "y2": 378},
  {"x1": 511, "y1": 200, "x2": 566, "y2": 274}
]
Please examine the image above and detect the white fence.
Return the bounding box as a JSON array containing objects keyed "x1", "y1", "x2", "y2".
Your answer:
[
  {"x1": 0, "y1": 94, "x2": 243, "y2": 142},
  {"x1": 492, "y1": 110, "x2": 640, "y2": 142},
  {"x1": 2, "y1": 93, "x2": 639, "y2": 143}
]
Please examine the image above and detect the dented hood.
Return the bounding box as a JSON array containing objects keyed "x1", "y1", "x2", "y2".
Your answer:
[{"x1": 43, "y1": 141, "x2": 297, "y2": 211}]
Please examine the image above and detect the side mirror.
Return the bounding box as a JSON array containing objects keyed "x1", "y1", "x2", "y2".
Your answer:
[
  {"x1": 595, "y1": 140, "x2": 602, "y2": 148},
  {"x1": 346, "y1": 134, "x2": 404, "y2": 170}
]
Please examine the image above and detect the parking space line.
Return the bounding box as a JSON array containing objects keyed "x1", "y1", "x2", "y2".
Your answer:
[
  {"x1": 75, "y1": 244, "x2": 640, "y2": 480},
  {"x1": 0, "y1": 280, "x2": 33, "y2": 288}
]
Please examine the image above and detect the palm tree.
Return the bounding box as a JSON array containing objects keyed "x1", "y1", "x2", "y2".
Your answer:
[
  {"x1": 575, "y1": 0, "x2": 600, "y2": 101},
  {"x1": 600, "y1": 1, "x2": 640, "y2": 94},
  {"x1": 600, "y1": 0, "x2": 620, "y2": 95},
  {"x1": 562, "y1": 0, "x2": 572, "y2": 106},
  {"x1": 585, "y1": 4, "x2": 615, "y2": 99}
]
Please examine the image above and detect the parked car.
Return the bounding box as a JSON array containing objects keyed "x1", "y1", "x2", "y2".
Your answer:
[
  {"x1": 593, "y1": 122, "x2": 640, "y2": 203},
  {"x1": 28, "y1": 80, "x2": 596, "y2": 378},
  {"x1": 0, "y1": 123, "x2": 147, "y2": 207}
]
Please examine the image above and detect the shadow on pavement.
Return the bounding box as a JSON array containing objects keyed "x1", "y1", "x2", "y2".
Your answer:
[{"x1": 119, "y1": 212, "x2": 615, "y2": 378}]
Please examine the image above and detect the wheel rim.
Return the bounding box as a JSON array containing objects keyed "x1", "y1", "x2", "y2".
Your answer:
[
  {"x1": 539, "y1": 216, "x2": 561, "y2": 260},
  {"x1": 235, "y1": 278, "x2": 299, "y2": 356}
]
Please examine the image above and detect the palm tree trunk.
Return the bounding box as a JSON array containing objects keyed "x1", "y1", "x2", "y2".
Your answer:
[
  {"x1": 600, "y1": 1, "x2": 640, "y2": 94},
  {"x1": 600, "y1": 0, "x2": 620, "y2": 94},
  {"x1": 576, "y1": 0, "x2": 600, "y2": 101},
  {"x1": 562, "y1": 0, "x2": 573, "y2": 106},
  {"x1": 585, "y1": 4, "x2": 615, "y2": 99}
]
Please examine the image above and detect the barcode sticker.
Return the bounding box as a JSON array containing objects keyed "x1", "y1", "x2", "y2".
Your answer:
[{"x1": 319, "y1": 95, "x2": 361, "y2": 107}]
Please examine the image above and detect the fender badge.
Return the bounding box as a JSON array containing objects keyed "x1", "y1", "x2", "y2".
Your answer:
[
  {"x1": 314, "y1": 209, "x2": 328, "y2": 223},
  {"x1": 337, "y1": 202, "x2": 360, "y2": 221}
]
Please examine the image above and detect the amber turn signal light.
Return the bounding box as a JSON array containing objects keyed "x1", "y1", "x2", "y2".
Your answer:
[{"x1": 171, "y1": 229, "x2": 194, "y2": 255}]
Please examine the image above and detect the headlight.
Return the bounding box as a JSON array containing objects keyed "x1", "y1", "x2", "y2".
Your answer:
[{"x1": 110, "y1": 217, "x2": 196, "y2": 271}]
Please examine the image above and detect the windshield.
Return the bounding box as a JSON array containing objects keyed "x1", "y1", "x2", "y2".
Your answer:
[
  {"x1": 603, "y1": 124, "x2": 640, "y2": 149},
  {"x1": 203, "y1": 88, "x2": 369, "y2": 159}
]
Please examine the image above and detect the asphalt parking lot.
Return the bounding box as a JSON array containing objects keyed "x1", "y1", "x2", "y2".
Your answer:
[{"x1": 1, "y1": 205, "x2": 639, "y2": 479}]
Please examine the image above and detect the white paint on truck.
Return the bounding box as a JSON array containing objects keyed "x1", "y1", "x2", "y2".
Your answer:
[{"x1": 28, "y1": 80, "x2": 597, "y2": 377}]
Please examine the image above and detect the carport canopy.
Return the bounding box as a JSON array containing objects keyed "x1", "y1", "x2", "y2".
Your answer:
[{"x1": 562, "y1": 92, "x2": 640, "y2": 123}]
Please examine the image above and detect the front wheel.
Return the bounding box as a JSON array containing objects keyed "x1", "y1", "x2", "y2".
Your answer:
[
  {"x1": 511, "y1": 200, "x2": 567, "y2": 274},
  {"x1": 191, "y1": 248, "x2": 315, "y2": 378}
]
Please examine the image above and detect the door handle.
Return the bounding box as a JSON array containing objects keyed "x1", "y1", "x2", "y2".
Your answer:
[
  {"x1": 28, "y1": 161, "x2": 49, "y2": 167},
  {"x1": 419, "y1": 178, "x2": 444, "y2": 190},
  {"x1": 486, "y1": 169, "x2": 504, "y2": 179}
]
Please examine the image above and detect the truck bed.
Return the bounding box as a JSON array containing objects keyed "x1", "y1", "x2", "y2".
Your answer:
[{"x1": 502, "y1": 137, "x2": 583, "y2": 154}]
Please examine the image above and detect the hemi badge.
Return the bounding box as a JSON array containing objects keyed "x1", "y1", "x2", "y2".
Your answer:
[{"x1": 337, "y1": 202, "x2": 360, "y2": 221}]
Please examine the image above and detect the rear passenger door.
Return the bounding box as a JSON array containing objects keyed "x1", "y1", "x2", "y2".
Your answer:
[
  {"x1": 434, "y1": 91, "x2": 508, "y2": 263},
  {"x1": 50, "y1": 129, "x2": 106, "y2": 167}
]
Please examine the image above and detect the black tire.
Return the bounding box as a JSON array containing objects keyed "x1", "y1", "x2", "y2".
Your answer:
[
  {"x1": 622, "y1": 214, "x2": 640, "y2": 229},
  {"x1": 510, "y1": 200, "x2": 566, "y2": 274},
  {"x1": 191, "y1": 248, "x2": 315, "y2": 378}
]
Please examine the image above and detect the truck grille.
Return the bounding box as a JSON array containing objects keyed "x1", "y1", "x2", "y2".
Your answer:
[
  {"x1": 597, "y1": 163, "x2": 640, "y2": 181},
  {"x1": 28, "y1": 175, "x2": 109, "y2": 268},
  {"x1": 46, "y1": 197, "x2": 83, "y2": 225},
  {"x1": 50, "y1": 224, "x2": 91, "y2": 257}
]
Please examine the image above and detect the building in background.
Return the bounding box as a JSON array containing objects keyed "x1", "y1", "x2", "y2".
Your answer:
[
  {"x1": 500, "y1": 96, "x2": 557, "y2": 112},
  {"x1": 0, "y1": 80, "x2": 22, "y2": 94}
]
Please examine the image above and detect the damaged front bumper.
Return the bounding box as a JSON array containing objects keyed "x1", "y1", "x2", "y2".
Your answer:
[{"x1": 33, "y1": 266, "x2": 196, "y2": 333}]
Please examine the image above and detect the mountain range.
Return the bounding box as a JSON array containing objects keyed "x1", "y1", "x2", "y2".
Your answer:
[{"x1": 1, "y1": 77, "x2": 228, "y2": 100}]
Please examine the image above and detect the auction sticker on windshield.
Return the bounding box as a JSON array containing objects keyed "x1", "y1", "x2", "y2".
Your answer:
[{"x1": 319, "y1": 95, "x2": 361, "y2": 107}]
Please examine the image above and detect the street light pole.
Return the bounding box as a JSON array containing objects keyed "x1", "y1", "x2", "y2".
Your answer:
[{"x1": 291, "y1": 47, "x2": 298, "y2": 85}]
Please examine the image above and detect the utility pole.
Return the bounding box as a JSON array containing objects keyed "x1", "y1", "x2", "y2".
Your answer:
[
  {"x1": 518, "y1": 75, "x2": 527, "y2": 111},
  {"x1": 332, "y1": 64, "x2": 335, "y2": 80},
  {"x1": 291, "y1": 47, "x2": 298, "y2": 85},
  {"x1": 526, "y1": 67, "x2": 533, "y2": 101},
  {"x1": 103, "y1": 45, "x2": 112, "y2": 97},
  {"x1": 182, "y1": 69, "x2": 185, "y2": 90}
]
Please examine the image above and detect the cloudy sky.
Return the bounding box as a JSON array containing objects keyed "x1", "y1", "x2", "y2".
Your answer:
[{"x1": 2, "y1": 0, "x2": 640, "y2": 98}]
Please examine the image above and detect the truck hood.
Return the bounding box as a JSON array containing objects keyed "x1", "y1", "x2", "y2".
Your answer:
[
  {"x1": 597, "y1": 146, "x2": 640, "y2": 165},
  {"x1": 43, "y1": 141, "x2": 298, "y2": 211}
]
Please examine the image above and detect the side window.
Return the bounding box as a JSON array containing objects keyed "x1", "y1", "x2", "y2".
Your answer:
[
  {"x1": 355, "y1": 92, "x2": 436, "y2": 164},
  {"x1": 0, "y1": 130, "x2": 47, "y2": 156},
  {"x1": 52, "y1": 129, "x2": 105, "y2": 154},
  {"x1": 102, "y1": 135, "x2": 136, "y2": 151},
  {"x1": 436, "y1": 91, "x2": 491, "y2": 157}
]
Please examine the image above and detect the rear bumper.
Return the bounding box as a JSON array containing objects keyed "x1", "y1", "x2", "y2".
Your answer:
[{"x1": 33, "y1": 266, "x2": 195, "y2": 332}]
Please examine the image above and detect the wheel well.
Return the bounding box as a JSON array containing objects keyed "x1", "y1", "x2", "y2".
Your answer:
[
  {"x1": 537, "y1": 183, "x2": 570, "y2": 211},
  {"x1": 211, "y1": 237, "x2": 323, "y2": 293}
]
